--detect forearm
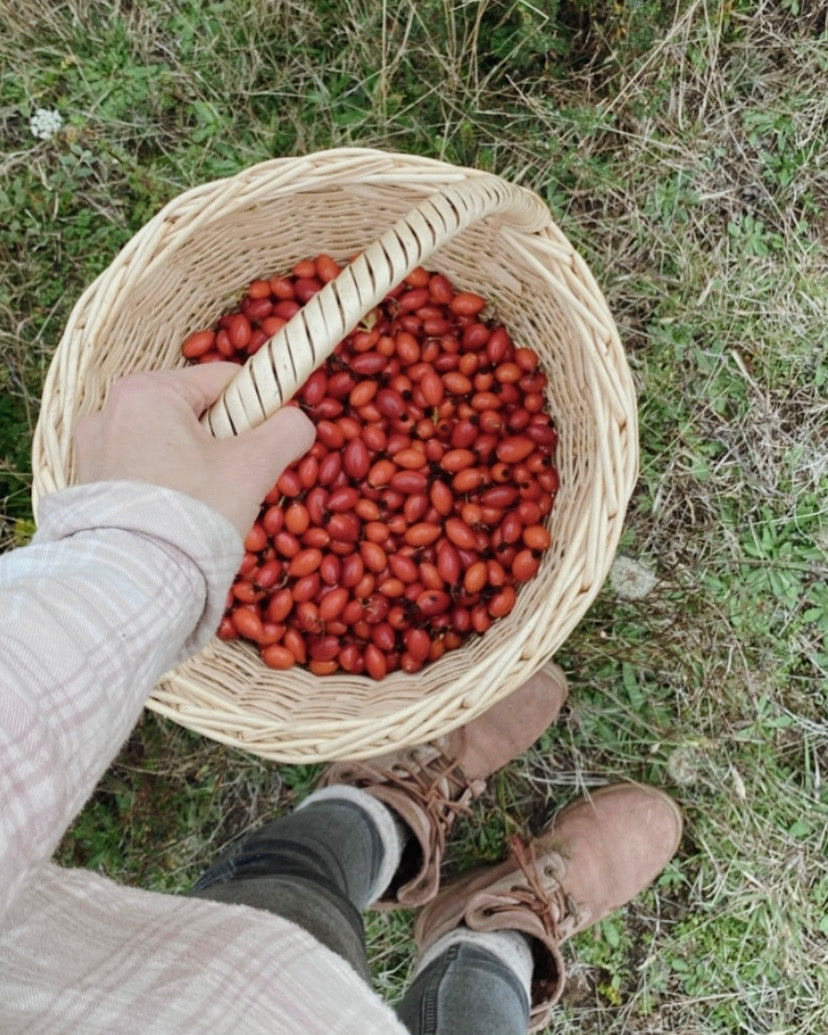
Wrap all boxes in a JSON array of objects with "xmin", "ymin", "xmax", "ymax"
[{"xmin": 0, "ymin": 481, "xmax": 242, "ymax": 921}]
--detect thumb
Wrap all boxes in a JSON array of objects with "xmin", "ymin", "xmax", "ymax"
[{"xmin": 234, "ymin": 404, "xmax": 317, "ymax": 497}]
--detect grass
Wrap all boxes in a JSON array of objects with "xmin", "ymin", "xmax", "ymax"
[{"xmin": 2, "ymin": 0, "xmax": 828, "ymax": 1030}]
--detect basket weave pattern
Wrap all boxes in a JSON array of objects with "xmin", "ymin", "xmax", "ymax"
[{"xmin": 33, "ymin": 148, "xmax": 637, "ymax": 762}]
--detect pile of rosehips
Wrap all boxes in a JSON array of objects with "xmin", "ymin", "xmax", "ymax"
[{"xmin": 181, "ymin": 255, "xmax": 559, "ymax": 679}]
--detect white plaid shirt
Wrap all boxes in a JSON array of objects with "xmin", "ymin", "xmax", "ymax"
[{"xmin": 0, "ymin": 482, "xmax": 405, "ymax": 1033}]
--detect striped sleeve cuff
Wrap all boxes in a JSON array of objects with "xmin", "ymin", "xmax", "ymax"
[{"xmin": 33, "ymin": 480, "xmax": 244, "ymax": 654}]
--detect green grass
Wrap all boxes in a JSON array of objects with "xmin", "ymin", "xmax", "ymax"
[{"xmin": 3, "ymin": 0, "xmax": 828, "ymax": 1030}]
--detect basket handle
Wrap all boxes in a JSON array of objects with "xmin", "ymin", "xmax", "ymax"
[{"xmin": 201, "ymin": 173, "xmax": 549, "ymax": 438}]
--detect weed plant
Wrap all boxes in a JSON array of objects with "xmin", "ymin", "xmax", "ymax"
[{"xmin": 2, "ymin": 1, "xmax": 827, "ymax": 1031}]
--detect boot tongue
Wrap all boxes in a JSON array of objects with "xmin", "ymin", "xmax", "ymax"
[
  {"xmin": 461, "ymin": 875, "xmax": 568, "ymax": 1028},
  {"xmin": 443, "ymin": 713, "xmax": 533, "ymax": 782},
  {"xmin": 461, "ymin": 840, "xmax": 571, "ymax": 1028},
  {"xmin": 442, "ymin": 667, "xmax": 568, "ymax": 782}
]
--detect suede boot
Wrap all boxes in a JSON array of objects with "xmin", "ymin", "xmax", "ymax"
[
  {"xmin": 414, "ymin": 782, "xmax": 683, "ymax": 1031},
  {"xmin": 320, "ymin": 664, "xmax": 569, "ymax": 909}
]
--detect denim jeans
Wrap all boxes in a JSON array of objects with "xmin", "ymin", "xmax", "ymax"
[{"xmin": 192, "ymin": 798, "xmax": 529, "ymax": 1034}]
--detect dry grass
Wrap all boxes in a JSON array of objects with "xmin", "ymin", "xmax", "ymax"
[{"xmin": 2, "ymin": 0, "xmax": 827, "ymax": 1031}]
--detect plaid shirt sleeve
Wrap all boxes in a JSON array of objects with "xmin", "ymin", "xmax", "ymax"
[{"xmin": 0, "ymin": 480, "xmax": 243, "ymax": 923}]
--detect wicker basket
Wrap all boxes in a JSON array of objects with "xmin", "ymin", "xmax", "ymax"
[{"xmin": 32, "ymin": 147, "xmax": 637, "ymax": 763}]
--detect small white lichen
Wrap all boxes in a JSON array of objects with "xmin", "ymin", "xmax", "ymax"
[
  {"xmin": 30, "ymin": 107, "xmax": 64, "ymax": 140},
  {"xmin": 608, "ymin": 555, "xmax": 657, "ymax": 601},
  {"xmin": 666, "ymin": 744, "xmax": 706, "ymax": 787}
]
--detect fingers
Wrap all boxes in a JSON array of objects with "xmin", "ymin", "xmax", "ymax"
[
  {"xmin": 238, "ymin": 406, "xmax": 317, "ymax": 481},
  {"xmin": 206, "ymin": 406, "xmax": 316, "ymax": 537},
  {"xmin": 69, "ymin": 365, "xmax": 318, "ymax": 536},
  {"xmin": 152, "ymin": 363, "xmax": 243, "ymax": 417},
  {"xmin": 102, "ymin": 364, "xmax": 242, "ymax": 419}
]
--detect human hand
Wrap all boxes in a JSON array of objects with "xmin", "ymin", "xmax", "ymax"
[{"xmin": 74, "ymin": 364, "xmax": 316, "ymax": 539}]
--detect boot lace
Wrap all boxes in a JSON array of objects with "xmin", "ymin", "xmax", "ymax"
[
  {"xmin": 388, "ymin": 756, "xmax": 483, "ymax": 847},
  {"xmin": 503, "ymin": 834, "xmax": 580, "ymax": 943}
]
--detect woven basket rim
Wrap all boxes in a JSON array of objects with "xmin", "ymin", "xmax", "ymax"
[{"xmin": 32, "ymin": 147, "xmax": 638, "ymax": 761}]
